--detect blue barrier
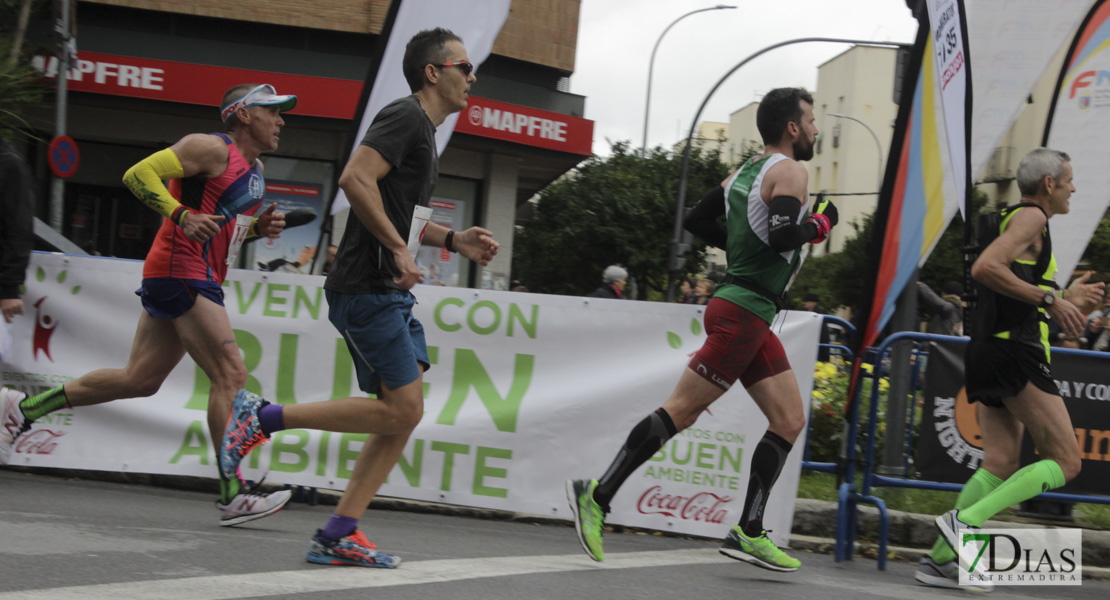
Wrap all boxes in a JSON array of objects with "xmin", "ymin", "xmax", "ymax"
[{"xmin": 836, "ymin": 331, "xmax": 1110, "ymax": 569}]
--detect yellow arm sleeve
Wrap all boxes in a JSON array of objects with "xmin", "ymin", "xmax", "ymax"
[{"xmin": 121, "ymin": 148, "xmax": 186, "ymax": 219}]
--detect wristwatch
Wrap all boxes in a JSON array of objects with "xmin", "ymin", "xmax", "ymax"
[{"xmin": 1038, "ymin": 291, "xmax": 1055, "ymax": 309}]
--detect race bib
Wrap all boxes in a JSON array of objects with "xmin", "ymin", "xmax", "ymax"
[
  {"xmin": 407, "ymin": 205, "xmax": 433, "ymax": 260},
  {"xmin": 226, "ymin": 214, "xmax": 254, "ymax": 266}
]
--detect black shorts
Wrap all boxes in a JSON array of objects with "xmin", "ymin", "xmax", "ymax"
[{"xmin": 965, "ymin": 337, "xmax": 1058, "ymax": 407}]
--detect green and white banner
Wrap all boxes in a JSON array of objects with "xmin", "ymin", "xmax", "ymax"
[{"xmin": 1, "ymin": 253, "xmax": 820, "ymax": 543}]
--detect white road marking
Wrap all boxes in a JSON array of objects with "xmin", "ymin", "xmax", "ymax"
[{"xmin": 0, "ymin": 548, "xmax": 727, "ymax": 600}]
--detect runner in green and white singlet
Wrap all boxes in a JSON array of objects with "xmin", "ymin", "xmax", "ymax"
[
  {"xmin": 567, "ymin": 88, "xmax": 840, "ymax": 573},
  {"xmin": 716, "ymin": 153, "xmax": 809, "ymax": 324}
]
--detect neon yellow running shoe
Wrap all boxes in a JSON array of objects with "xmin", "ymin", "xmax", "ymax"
[
  {"xmin": 719, "ymin": 526, "xmax": 800, "ymax": 572},
  {"xmin": 566, "ymin": 479, "xmax": 605, "ymax": 561}
]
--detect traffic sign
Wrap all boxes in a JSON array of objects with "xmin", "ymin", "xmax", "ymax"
[{"xmin": 48, "ymin": 135, "xmax": 80, "ymax": 178}]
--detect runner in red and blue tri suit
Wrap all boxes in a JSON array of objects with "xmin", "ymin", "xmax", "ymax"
[
  {"xmin": 0, "ymin": 83, "xmax": 298, "ymax": 527},
  {"xmin": 144, "ymin": 132, "xmax": 266, "ymax": 284}
]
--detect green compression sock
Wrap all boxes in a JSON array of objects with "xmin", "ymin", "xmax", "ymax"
[
  {"xmin": 19, "ymin": 386, "xmax": 70, "ymax": 421},
  {"xmin": 959, "ymin": 460, "xmax": 1066, "ymax": 527},
  {"xmin": 929, "ymin": 468, "xmax": 1003, "ymax": 564},
  {"xmin": 218, "ymin": 470, "xmax": 242, "ymax": 505}
]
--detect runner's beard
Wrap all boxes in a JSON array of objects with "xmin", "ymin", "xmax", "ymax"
[{"xmin": 793, "ymin": 134, "xmax": 814, "ymax": 162}]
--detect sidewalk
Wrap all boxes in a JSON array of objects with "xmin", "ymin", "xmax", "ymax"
[{"xmin": 789, "ymin": 498, "xmax": 1110, "ymax": 576}]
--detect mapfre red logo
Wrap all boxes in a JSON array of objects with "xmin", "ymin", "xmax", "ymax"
[{"xmin": 636, "ymin": 486, "xmax": 734, "ymax": 523}]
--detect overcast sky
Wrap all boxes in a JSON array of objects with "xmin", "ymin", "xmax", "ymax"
[{"xmin": 569, "ymin": 0, "xmax": 921, "ymax": 155}]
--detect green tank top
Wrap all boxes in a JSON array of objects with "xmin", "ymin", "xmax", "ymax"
[
  {"xmin": 713, "ymin": 153, "xmax": 808, "ymax": 324},
  {"xmin": 992, "ymin": 206, "xmax": 1056, "ymax": 361}
]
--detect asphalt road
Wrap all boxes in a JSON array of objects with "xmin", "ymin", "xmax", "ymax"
[{"xmin": 1, "ymin": 469, "xmax": 1107, "ymax": 600}]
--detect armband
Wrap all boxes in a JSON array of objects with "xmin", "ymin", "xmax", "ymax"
[
  {"xmin": 805, "ymin": 213, "xmax": 831, "ymax": 244},
  {"xmin": 171, "ymin": 206, "xmax": 190, "ymax": 227},
  {"xmin": 445, "ymin": 230, "xmax": 457, "ymax": 253},
  {"xmin": 247, "ymin": 217, "xmax": 260, "ymax": 239},
  {"xmin": 122, "ymin": 148, "xmax": 186, "ymax": 219}
]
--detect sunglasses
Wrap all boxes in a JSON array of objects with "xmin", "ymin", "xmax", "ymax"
[{"xmin": 438, "ymin": 60, "xmax": 474, "ymax": 77}]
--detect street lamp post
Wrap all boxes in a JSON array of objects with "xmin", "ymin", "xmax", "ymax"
[
  {"xmin": 828, "ymin": 113, "xmax": 883, "ymax": 191},
  {"xmin": 642, "ymin": 5, "xmax": 736, "ymax": 153}
]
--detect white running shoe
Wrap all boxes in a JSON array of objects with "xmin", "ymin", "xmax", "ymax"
[
  {"xmin": 216, "ymin": 488, "xmax": 292, "ymax": 527},
  {"xmin": 0, "ymin": 387, "xmax": 31, "ymax": 466},
  {"xmin": 915, "ymin": 555, "xmax": 994, "ymax": 592},
  {"xmin": 935, "ymin": 509, "xmax": 992, "ymax": 587}
]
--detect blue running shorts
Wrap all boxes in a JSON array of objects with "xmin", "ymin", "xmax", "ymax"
[
  {"xmin": 326, "ymin": 290, "xmax": 429, "ymax": 396},
  {"xmin": 136, "ymin": 278, "xmax": 226, "ymax": 319}
]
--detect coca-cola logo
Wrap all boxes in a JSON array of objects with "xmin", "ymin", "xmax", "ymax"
[
  {"xmin": 636, "ymin": 485, "xmax": 734, "ymax": 524},
  {"xmin": 14, "ymin": 429, "xmax": 66, "ymax": 455}
]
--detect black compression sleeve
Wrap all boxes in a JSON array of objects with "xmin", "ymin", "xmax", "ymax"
[
  {"xmin": 683, "ymin": 186, "xmax": 728, "ymax": 249},
  {"xmin": 767, "ymin": 195, "xmax": 819, "ymax": 252}
]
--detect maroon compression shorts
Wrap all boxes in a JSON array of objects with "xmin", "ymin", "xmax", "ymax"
[{"xmin": 689, "ymin": 297, "xmax": 791, "ymax": 390}]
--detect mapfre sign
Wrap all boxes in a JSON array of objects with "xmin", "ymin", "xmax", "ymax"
[
  {"xmin": 33, "ymin": 52, "xmax": 594, "ymax": 155},
  {"xmin": 33, "ymin": 52, "xmax": 361, "ymax": 120},
  {"xmin": 456, "ymin": 96, "xmax": 592, "ymax": 156}
]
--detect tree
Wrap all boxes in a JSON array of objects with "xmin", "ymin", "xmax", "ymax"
[
  {"xmin": 512, "ymin": 140, "xmax": 733, "ymax": 298},
  {"xmin": 788, "ymin": 189, "xmax": 989, "ymax": 313},
  {"xmin": 0, "ymin": 0, "xmax": 50, "ymax": 141},
  {"xmin": 1080, "ymin": 211, "xmax": 1110, "ymax": 277}
]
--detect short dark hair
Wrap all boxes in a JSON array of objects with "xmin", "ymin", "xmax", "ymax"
[
  {"xmin": 402, "ymin": 28, "xmax": 462, "ymax": 93},
  {"xmin": 222, "ymin": 83, "xmax": 260, "ymax": 127},
  {"xmin": 803, "ymin": 292, "xmax": 820, "ymax": 303},
  {"xmin": 756, "ymin": 87, "xmax": 814, "ymax": 146}
]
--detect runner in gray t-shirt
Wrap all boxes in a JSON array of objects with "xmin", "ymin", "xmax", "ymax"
[{"xmin": 218, "ymin": 27, "xmax": 499, "ymax": 568}]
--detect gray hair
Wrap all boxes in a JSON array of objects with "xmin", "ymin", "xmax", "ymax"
[
  {"xmin": 602, "ymin": 265, "xmax": 628, "ymax": 284},
  {"xmin": 1016, "ymin": 148, "xmax": 1071, "ymax": 196}
]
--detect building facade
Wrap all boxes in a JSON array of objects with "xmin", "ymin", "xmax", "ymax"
[
  {"xmin": 24, "ymin": 0, "xmax": 591, "ymax": 290},
  {"xmin": 806, "ymin": 46, "xmax": 899, "ymax": 256}
]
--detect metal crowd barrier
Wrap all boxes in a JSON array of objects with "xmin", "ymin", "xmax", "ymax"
[{"xmin": 835, "ymin": 331, "xmax": 1110, "ymax": 570}]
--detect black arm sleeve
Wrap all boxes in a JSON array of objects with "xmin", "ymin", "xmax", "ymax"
[
  {"xmin": 683, "ymin": 186, "xmax": 727, "ymax": 249},
  {"xmin": 767, "ymin": 195, "xmax": 819, "ymax": 253}
]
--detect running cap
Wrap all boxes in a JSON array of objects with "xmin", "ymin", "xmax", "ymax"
[{"xmin": 220, "ymin": 84, "xmax": 297, "ymax": 123}]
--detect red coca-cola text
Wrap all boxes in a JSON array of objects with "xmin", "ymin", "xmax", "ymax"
[
  {"xmin": 636, "ymin": 485, "xmax": 734, "ymax": 524},
  {"xmin": 14, "ymin": 429, "xmax": 65, "ymax": 455}
]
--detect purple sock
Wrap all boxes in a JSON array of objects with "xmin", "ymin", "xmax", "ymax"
[
  {"xmin": 258, "ymin": 404, "xmax": 284, "ymax": 437},
  {"xmin": 320, "ymin": 514, "xmax": 358, "ymax": 541}
]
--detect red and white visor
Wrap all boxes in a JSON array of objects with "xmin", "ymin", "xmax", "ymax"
[{"xmin": 220, "ymin": 84, "xmax": 297, "ymax": 123}]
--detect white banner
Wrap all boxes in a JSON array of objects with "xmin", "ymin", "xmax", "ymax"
[
  {"xmin": 1046, "ymin": 0, "xmax": 1110, "ymax": 283},
  {"xmin": 965, "ymin": 0, "xmax": 1091, "ymax": 183},
  {"xmin": 330, "ymin": 0, "xmax": 512, "ymax": 215},
  {"xmin": 1, "ymin": 254, "xmax": 820, "ymax": 544},
  {"xmin": 927, "ymin": 0, "xmax": 970, "ymax": 217}
]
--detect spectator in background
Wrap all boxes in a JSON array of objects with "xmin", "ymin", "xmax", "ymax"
[
  {"xmin": 918, "ymin": 280, "xmax": 964, "ymax": 336},
  {"xmin": 322, "ymin": 244, "xmax": 338, "ymax": 275},
  {"xmin": 589, "ymin": 265, "xmax": 628, "ymax": 299},
  {"xmin": 677, "ymin": 276, "xmax": 697, "ymax": 304},
  {"xmin": 1083, "ymin": 287, "xmax": 1110, "ymax": 351},
  {"xmin": 693, "ymin": 278, "xmax": 715, "ymax": 305},
  {"xmin": 801, "ymin": 292, "xmax": 823, "ymax": 314},
  {"xmin": 0, "ymin": 136, "xmax": 34, "ymax": 324}
]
